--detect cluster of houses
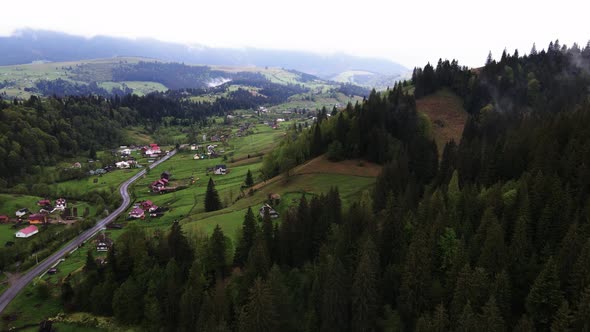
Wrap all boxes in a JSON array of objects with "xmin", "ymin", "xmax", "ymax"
[
  {"xmin": 0, "ymin": 198, "xmax": 69, "ymax": 239},
  {"xmin": 129, "ymin": 199, "xmax": 164, "ymax": 219},
  {"xmin": 150, "ymin": 171, "xmax": 175, "ymax": 193}
]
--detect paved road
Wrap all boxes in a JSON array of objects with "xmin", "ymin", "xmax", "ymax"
[{"xmin": 0, "ymin": 150, "xmax": 176, "ymax": 313}]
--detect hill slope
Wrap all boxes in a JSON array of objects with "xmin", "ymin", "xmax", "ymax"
[{"xmin": 416, "ymin": 88, "xmax": 467, "ymax": 153}]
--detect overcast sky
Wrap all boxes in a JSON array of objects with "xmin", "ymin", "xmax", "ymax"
[{"xmin": 1, "ymin": 0, "xmax": 588, "ymax": 68}]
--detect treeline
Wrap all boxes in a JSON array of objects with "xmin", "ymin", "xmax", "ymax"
[
  {"xmin": 261, "ymin": 85, "xmax": 438, "ymax": 188},
  {"xmin": 111, "ymin": 61, "xmax": 226, "ymax": 90},
  {"xmin": 412, "ymin": 40, "xmax": 590, "ymax": 114},
  {"xmin": 27, "ymin": 79, "xmax": 133, "ymax": 97},
  {"xmin": 337, "ymin": 83, "xmax": 371, "ymax": 97}
]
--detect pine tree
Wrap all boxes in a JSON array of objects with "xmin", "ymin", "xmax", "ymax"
[
  {"xmin": 267, "ymin": 265, "xmax": 295, "ymax": 331},
  {"xmin": 112, "ymin": 277, "xmax": 143, "ymax": 324},
  {"xmin": 143, "ymin": 280, "xmax": 162, "ymax": 330},
  {"xmin": 514, "ymin": 315, "xmax": 535, "ymax": 332},
  {"xmin": 321, "ymin": 256, "xmax": 350, "ymax": 332},
  {"xmin": 550, "ymin": 301, "xmax": 572, "ymax": 332},
  {"xmin": 205, "ymin": 177, "xmax": 222, "ymax": 212},
  {"xmin": 179, "ymin": 261, "xmax": 206, "ymax": 331},
  {"xmin": 526, "ymin": 257, "xmax": 564, "ymax": 328},
  {"xmin": 480, "ymin": 296, "xmax": 505, "ymax": 332},
  {"xmin": 208, "ymin": 225, "xmax": 227, "ymax": 281},
  {"xmin": 234, "ymin": 207, "xmax": 257, "ymax": 267},
  {"xmin": 168, "ymin": 221, "xmax": 194, "ymax": 273},
  {"xmin": 431, "ymin": 303, "xmax": 449, "ymax": 332},
  {"xmin": 238, "ymin": 277, "xmax": 277, "ymax": 332},
  {"xmin": 245, "ymin": 169, "xmax": 254, "ymax": 187},
  {"xmin": 246, "ymin": 233, "xmax": 270, "ymax": 279},
  {"xmin": 457, "ymin": 302, "xmax": 478, "ymax": 332},
  {"xmin": 164, "ymin": 259, "xmax": 182, "ymax": 329},
  {"xmin": 569, "ymin": 239, "xmax": 590, "ymax": 301},
  {"xmin": 352, "ymin": 237, "xmax": 379, "ymax": 332},
  {"xmin": 573, "ymin": 285, "xmax": 590, "ymax": 331},
  {"xmin": 493, "ymin": 270, "xmax": 512, "ymax": 323}
]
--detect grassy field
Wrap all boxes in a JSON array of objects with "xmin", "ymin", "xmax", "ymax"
[
  {"xmin": 416, "ymin": 88, "xmax": 467, "ymax": 154},
  {"xmin": 269, "ymin": 92, "xmax": 363, "ymax": 112}
]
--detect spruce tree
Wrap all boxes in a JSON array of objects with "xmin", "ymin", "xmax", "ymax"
[
  {"xmin": 526, "ymin": 257, "xmax": 564, "ymax": 328},
  {"xmin": 205, "ymin": 177, "xmax": 221, "ymax": 212},
  {"xmin": 245, "ymin": 169, "xmax": 254, "ymax": 187},
  {"xmin": 238, "ymin": 277, "xmax": 277, "ymax": 332},
  {"xmin": 550, "ymin": 301, "xmax": 572, "ymax": 332},
  {"xmin": 352, "ymin": 237, "xmax": 379, "ymax": 332},
  {"xmin": 480, "ymin": 296, "xmax": 505, "ymax": 332},
  {"xmin": 457, "ymin": 302, "xmax": 478, "ymax": 332},
  {"xmin": 208, "ymin": 225, "xmax": 227, "ymax": 280},
  {"xmin": 234, "ymin": 207, "xmax": 257, "ymax": 267},
  {"xmin": 573, "ymin": 285, "xmax": 590, "ymax": 331}
]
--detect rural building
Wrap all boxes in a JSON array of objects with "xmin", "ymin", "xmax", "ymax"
[
  {"xmin": 95, "ymin": 233, "xmax": 113, "ymax": 252},
  {"xmin": 72, "ymin": 162, "xmax": 82, "ymax": 168},
  {"xmin": 116, "ymin": 161, "xmax": 130, "ymax": 169},
  {"xmin": 259, "ymin": 204, "xmax": 280, "ymax": 219},
  {"xmin": 120, "ymin": 148, "xmax": 132, "ymax": 156},
  {"xmin": 28, "ymin": 213, "xmax": 48, "ymax": 224},
  {"xmin": 15, "ymin": 208, "xmax": 29, "ymax": 218},
  {"xmin": 37, "ymin": 199, "xmax": 51, "ymax": 206},
  {"xmin": 129, "ymin": 208, "xmax": 145, "ymax": 219},
  {"xmin": 55, "ymin": 198, "xmax": 67, "ymax": 211},
  {"xmin": 0, "ymin": 215, "xmax": 9, "ymax": 223},
  {"xmin": 16, "ymin": 225, "xmax": 39, "ymax": 238},
  {"xmin": 214, "ymin": 165, "xmax": 228, "ymax": 175},
  {"xmin": 161, "ymin": 171, "xmax": 171, "ymax": 180}
]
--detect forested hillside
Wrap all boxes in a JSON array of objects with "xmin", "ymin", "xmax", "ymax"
[{"xmin": 12, "ymin": 40, "xmax": 590, "ymax": 331}]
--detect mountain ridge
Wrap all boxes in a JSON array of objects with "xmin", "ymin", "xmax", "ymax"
[{"xmin": 0, "ymin": 29, "xmax": 408, "ymax": 80}]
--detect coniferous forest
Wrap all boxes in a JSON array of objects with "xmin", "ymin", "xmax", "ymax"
[{"xmin": 44, "ymin": 41, "xmax": 590, "ymax": 331}]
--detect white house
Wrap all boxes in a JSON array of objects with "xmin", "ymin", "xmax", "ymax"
[
  {"xmin": 16, "ymin": 225, "xmax": 39, "ymax": 238},
  {"xmin": 214, "ymin": 165, "xmax": 227, "ymax": 175},
  {"xmin": 120, "ymin": 148, "xmax": 132, "ymax": 156},
  {"xmin": 116, "ymin": 161, "xmax": 130, "ymax": 169}
]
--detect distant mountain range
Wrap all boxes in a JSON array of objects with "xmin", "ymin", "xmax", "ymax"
[{"xmin": 0, "ymin": 29, "xmax": 408, "ymax": 83}]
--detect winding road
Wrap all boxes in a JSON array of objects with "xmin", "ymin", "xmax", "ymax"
[{"xmin": 0, "ymin": 149, "xmax": 176, "ymax": 313}]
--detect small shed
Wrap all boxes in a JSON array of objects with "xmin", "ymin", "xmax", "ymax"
[{"xmin": 214, "ymin": 165, "xmax": 227, "ymax": 175}]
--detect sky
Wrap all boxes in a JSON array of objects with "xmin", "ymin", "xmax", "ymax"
[{"xmin": 1, "ymin": 0, "xmax": 588, "ymax": 68}]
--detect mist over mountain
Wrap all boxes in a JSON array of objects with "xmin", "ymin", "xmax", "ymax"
[{"xmin": 0, "ymin": 29, "xmax": 407, "ymax": 79}]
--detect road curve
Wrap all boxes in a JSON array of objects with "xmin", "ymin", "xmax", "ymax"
[{"xmin": 0, "ymin": 150, "xmax": 177, "ymax": 313}]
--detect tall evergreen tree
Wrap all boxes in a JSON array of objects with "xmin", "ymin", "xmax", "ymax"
[
  {"xmin": 234, "ymin": 207, "xmax": 257, "ymax": 267},
  {"xmin": 238, "ymin": 277, "xmax": 278, "ymax": 332},
  {"xmin": 526, "ymin": 257, "xmax": 564, "ymax": 328},
  {"xmin": 205, "ymin": 177, "xmax": 222, "ymax": 212},
  {"xmin": 208, "ymin": 225, "xmax": 228, "ymax": 280},
  {"xmin": 352, "ymin": 237, "xmax": 379, "ymax": 332},
  {"xmin": 550, "ymin": 301, "xmax": 572, "ymax": 332},
  {"xmin": 480, "ymin": 296, "xmax": 505, "ymax": 332},
  {"xmin": 245, "ymin": 169, "xmax": 254, "ymax": 187}
]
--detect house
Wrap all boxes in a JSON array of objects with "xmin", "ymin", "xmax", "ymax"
[
  {"xmin": 16, "ymin": 225, "xmax": 39, "ymax": 238},
  {"xmin": 72, "ymin": 162, "xmax": 82, "ymax": 168},
  {"xmin": 28, "ymin": 213, "xmax": 48, "ymax": 224},
  {"xmin": 120, "ymin": 148, "xmax": 132, "ymax": 156},
  {"xmin": 140, "ymin": 200, "xmax": 155, "ymax": 211},
  {"xmin": 193, "ymin": 154, "xmax": 201, "ymax": 160},
  {"xmin": 54, "ymin": 198, "xmax": 67, "ymax": 211},
  {"xmin": 161, "ymin": 171, "xmax": 171, "ymax": 180},
  {"xmin": 214, "ymin": 165, "xmax": 227, "ymax": 175},
  {"xmin": 15, "ymin": 208, "xmax": 29, "ymax": 218},
  {"xmin": 95, "ymin": 233, "xmax": 113, "ymax": 252},
  {"xmin": 259, "ymin": 204, "xmax": 280, "ymax": 219},
  {"xmin": 37, "ymin": 199, "xmax": 51, "ymax": 206},
  {"xmin": 116, "ymin": 161, "xmax": 130, "ymax": 169},
  {"xmin": 39, "ymin": 205, "xmax": 53, "ymax": 214},
  {"xmin": 0, "ymin": 215, "xmax": 9, "ymax": 223},
  {"xmin": 129, "ymin": 208, "xmax": 145, "ymax": 219},
  {"xmin": 190, "ymin": 144, "xmax": 199, "ymax": 151}
]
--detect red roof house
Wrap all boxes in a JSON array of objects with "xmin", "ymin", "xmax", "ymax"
[
  {"xmin": 0, "ymin": 215, "xmax": 9, "ymax": 223},
  {"xmin": 129, "ymin": 208, "xmax": 145, "ymax": 219},
  {"xmin": 37, "ymin": 199, "xmax": 51, "ymax": 206},
  {"xmin": 28, "ymin": 214, "xmax": 47, "ymax": 224},
  {"xmin": 16, "ymin": 225, "xmax": 39, "ymax": 238}
]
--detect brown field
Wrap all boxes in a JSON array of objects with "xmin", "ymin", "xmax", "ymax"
[
  {"xmin": 416, "ymin": 88, "xmax": 467, "ymax": 154},
  {"xmin": 294, "ymin": 155, "xmax": 382, "ymax": 177}
]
